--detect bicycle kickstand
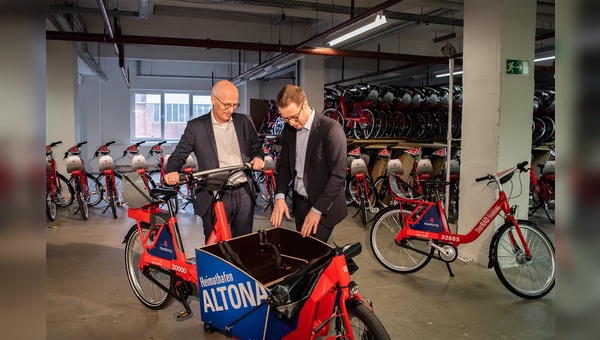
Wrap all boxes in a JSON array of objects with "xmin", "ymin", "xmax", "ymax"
[{"xmin": 445, "ymin": 262, "xmax": 455, "ymax": 277}]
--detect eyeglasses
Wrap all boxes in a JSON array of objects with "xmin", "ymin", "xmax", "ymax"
[
  {"xmin": 213, "ymin": 95, "xmax": 240, "ymax": 110},
  {"xmin": 283, "ymin": 102, "xmax": 305, "ymax": 123}
]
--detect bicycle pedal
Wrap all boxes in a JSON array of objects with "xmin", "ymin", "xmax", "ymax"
[
  {"xmin": 174, "ymin": 310, "xmax": 192, "ymax": 320},
  {"xmin": 457, "ymin": 256, "xmax": 472, "ymax": 264},
  {"xmin": 370, "ymin": 207, "xmax": 379, "ymax": 214}
]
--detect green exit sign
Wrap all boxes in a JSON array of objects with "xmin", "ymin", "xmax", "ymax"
[{"xmin": 506, "ymin": 59, "xmax": 529, "ymax": 75}]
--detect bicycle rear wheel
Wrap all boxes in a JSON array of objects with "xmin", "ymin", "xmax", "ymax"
[
  {"xmin": 492, "ymin": 220, "xmax": 555, "ymax": 299},
  {"xmin": 124, "ymin": 224, "xmax": 173, "ymax": 309},
  {"xmin": 542, "ymin": 180, "xmax": 555, "ymax": 224},
  {"xmin": 56, "ymin": 173, "xmax": 74, "ymax": 207},
  {"xmin": 370, "ymin": 206, "xmax": 433, "ymax": 273},
  {"xmin": 342, "ymin": 303, "xmax": 391, "ymax": 340},
  {"xmin": 97, "ymin": 172, "xmax": 123, "ymax": 206}
]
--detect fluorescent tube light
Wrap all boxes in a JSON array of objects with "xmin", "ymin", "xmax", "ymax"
[
  {"xmin": 534, "ymin": 56, "xmax": 555, "ymax": 62},
  {"xmin": 327, "ymin": 14, "xmax": 387, "ymax": 47},
  {"xmin": 436, "ymin": 71, "xmax": 463, "ymax": 78}
]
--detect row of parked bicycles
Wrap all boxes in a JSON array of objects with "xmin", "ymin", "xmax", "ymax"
[
  {"xmin": 45, "ymin": 140, "xmax": 198, "ymax": 221},
  {"xmin": 257, "ymin": 85, "xmax": 556, "ymax": 146}
]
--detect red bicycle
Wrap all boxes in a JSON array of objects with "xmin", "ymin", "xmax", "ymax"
[
  {"xmin": 528, "ymin": 160, "xmax": 555, "ymax": 224},
  {"xmin": 93, "ymin": 141, "xmax": 121, "ymax": 219},
  {"xmin": 64, "ymin": 141, "xmax": 103, "ymax": 220},
  {"xmin": 322, "ymin": 85, "xmax": 377, "ymax": 139},
  {"xmin": 123, "ymin": 164, "xmax": 390, "ymax": 339},
  {"xmin": 370, "ymin": 161, "xmax": 555, "ymax": 299},
  {"xmin": 46, "ymin": 141, "xmax": 74, "ymax": 221}
]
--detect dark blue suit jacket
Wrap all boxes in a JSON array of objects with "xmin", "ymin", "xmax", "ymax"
[
  {"xmin": 276, "ymin": 112, "xmax": 348, "ymax": 228},
  {"xmin": 166, "ymin": 112, "xmax": 264, "ymax": 217}
]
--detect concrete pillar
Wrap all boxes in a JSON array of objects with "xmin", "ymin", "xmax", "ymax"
[
  {"xmin": 299, "ymin": 55, "xmax": 325, "ymax": 114},
  {"xmin": 459, "ymin": 0, "xmax": 536, "ymax": 264}
]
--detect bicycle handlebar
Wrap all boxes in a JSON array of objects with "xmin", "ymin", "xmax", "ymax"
[
  {"xmin": 49, "ymin": 141, "xmax": 62, "ymax": 148},
  {"xmin": 175, "ymin": 163, "xmax": 252, "ymax": 185},
  {"xmin": 94, "ymin": 141, "xmax": 116, "ymax": 158},
  {"xmin": 64, "ymin": 141, "xmax": 87, "ymax": 159},
  {"xmin": 475, "ymin": 161, "xmax": 529, "ymax": 183},
  {"xmin": 123, "ymin": 141, "xmax": 146, "ymax": 157}
]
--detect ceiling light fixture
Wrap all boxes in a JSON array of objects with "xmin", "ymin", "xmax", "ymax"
[
  {"xmin": 534, "ymin": 56, "xmax": 555, "ymax": 62},
  {"xmin": 436, "ymin": 70, "xmax": 463, "ymax": 78},
  {"xmin": 327, "ymin": 13, "xmax": 387, "ymax": 47}
]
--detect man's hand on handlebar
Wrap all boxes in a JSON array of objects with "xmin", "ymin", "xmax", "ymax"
[
  {"xmin": 164, "ymin": 171, "xmax": 180, "ymax": 186},
  {"xmin": 250, "ymin": 157, "xmax": 265, "ymax": 170}
]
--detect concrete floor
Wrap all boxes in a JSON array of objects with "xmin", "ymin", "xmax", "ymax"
[{"xmin": 46, "ymin": 198, "xmax": 554, "ymax": 339}]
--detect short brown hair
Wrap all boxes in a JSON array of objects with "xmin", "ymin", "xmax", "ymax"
[{"xmin": 276, "ymin": 84, "xmax": 306, "ymax": 109}]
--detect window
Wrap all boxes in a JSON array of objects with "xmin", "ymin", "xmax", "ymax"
[{"xmin": 132, "ymin": 91, "xmax": 212, "ymax": 141}]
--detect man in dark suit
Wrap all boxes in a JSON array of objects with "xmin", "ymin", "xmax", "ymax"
[
  {"xmin": 164, "ymin": 80, "xmax": 264, "ymax": 242},
  {"xmin": 270, "ymin": 85, "xmax": 347, "ymax": 242}
]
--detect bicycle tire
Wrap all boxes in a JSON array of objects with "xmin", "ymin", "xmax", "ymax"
[
  {"xmin": 124, "ymin": 224, "xmax": 174, "ymax": 309},
  {"xmin": 360, "ymin": 187, "xmax": 368, "ymax": 226},
  {"xmin": 353, "ymin": 109, "xmax": 375, "ymax": 139},
  {"xmin": 344, "ymin": 302, "xmax": 391, "ymax": 340},
  {"xmin": 492, "ymin": 220, "xmax": 555, "ymax": 299},
  {"xmin": 108, "ymin": 182, "xmax": 117, "ymax": 219},
  {"xmin": 348, "ymin": 177, "xmax": 377, "ymax": 208},
  {"xmin": 46, "ymin": 190, "xmax": 57, "ymax": 221},
  {"xmin": 370, "ymin": 206, "xmax": 433, "ymax": 273},
  {"xmin": 527, "ymin": 183, "xmax": 541, "ymax": 216},
  {"xmin": 492, "ymin": 220, "xmax": 556, "ymax": 299},
  {"xmin": 97, "ymin": 172, "xmax": 124, "ymax": 205},
  {"xmin": 56, "ymin": 173, "xmax": 74, "ymax": 207},
  {"xmin": 76, "ymin": 177, "xmax": 89, "ymax": 220},
  {"xmin": 373, "ymin": 177, "xmax": 392, "ymax": 208},
  {"xmin": 71, "ymin": 173, "xmax": 103, "ymax": 207}
]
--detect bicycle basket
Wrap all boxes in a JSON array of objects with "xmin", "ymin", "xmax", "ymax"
[
  {"xmin": 98, "ymin": 155, "xmax": 116, "ymax": 172},
  {"xmin": 121, "ymin": 172, "xmax": 152, "ymax": 209},
  {"xmin": 386, "ymin": 159, "xmax": 404, "ymax": 176},
  {"xmin": 264, "ymin": 155, "xmax": 276, "ymax": 171},
  {"xmin": 66, "ymin": 155, "xmax": 85, "ymax": 173},
  {"xmin": 542, "ymin": 161, "xmax": 555, "ymax": 175},
  {"xmin": 350, "ymin": 158, "xmax": 368, "ymax": 176},
  {"xmin": 415, "ymin": 159, "xmax": 433, "ymax": 176}
]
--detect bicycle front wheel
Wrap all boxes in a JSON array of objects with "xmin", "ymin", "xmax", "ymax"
[
  {"xmin": 493, "ymin": 220, "xmax": 555, "ymax": 299},
  {"xmin": 46, "ymin": 190, "xmax": 57, "ymax": 221},
  {"xmin": 108, "ymin": 183, "xmax": 117, "ymax": 219},
  {"xmin": 345, "ymin": 303, "xmax": 391, "ymax": 340},
  {"xmin": 370, "ymin": 206, "xmax": 433, "ymax": 273},
  {"xmin": 124, "ymin": 224, "xmax": 173, "ymax": 309},
  {"xmin": 75, "ymin": 178, "xmax": 89, "ymax": 220}
]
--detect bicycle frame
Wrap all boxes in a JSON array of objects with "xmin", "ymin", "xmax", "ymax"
[
  {"xmin": 282, "ymin": 250, "xmax": 363, "ymax": 339},
  {"xmin": 394, "ymin": 168, "xmax": 532, "ymax": 260}
]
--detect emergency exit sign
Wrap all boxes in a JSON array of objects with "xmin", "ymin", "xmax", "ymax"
[{"xmin": 506, "ymin": 59, "xmax": 529, "ymax": 75}]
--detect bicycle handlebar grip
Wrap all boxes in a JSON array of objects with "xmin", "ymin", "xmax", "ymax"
[
  {"xmin": 475, "ymin": 175, "xmax": 490, "ymax": 182},
  {"xmin": 106, "ymin": 141, "xmax": 116, "ymax": 146},
  {"xmin": 136, "ymin": 141, "xmax": 146, "ymax": 146},
  {"xmin": 517, "ymin": 161, "xmax": 529, "ymax": 172},
  {"xmin": 50, "ymin": 141, "xmax": 62, "ymax": 147},
  {"xmin": 77, "ymin": 141, "xmax": 88, "ymax": 147}
]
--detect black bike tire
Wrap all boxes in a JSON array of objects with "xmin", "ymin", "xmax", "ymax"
[
  {"xmin": 345, "ymin": 303, "xmax": 391, "ymax": 340},
  {"xmin": 56, "ymin": 173, "xmax": 75, "ymax": 207},
  {"xmin": 492, "ymin": 220, "xmax": 555, "ymax": 299},
  {"xmin": 373, "ymin": 177, "xmax": 391, "ymax": 208},
  {"xmin": 360, "ymin": 186, "xmax": 368, "ymax": 226},
  {"xmin": 543, "ymin": 180, "xmax": 555, "ymax": 224},
  {"xmin": 46, "ymin": 191, "xmax": 57, "ymax": 221},
  {"xmin": 108, "ymin": 182, "xmax": 117, "ymax": 219},
  {"xmin": 74, "ymin": 173, "xmax": 103, "ymax": 207},
  {"xmin": 97, "ymin": 172, "xmax": 124, "ymax": 204},
  {"xmin": 76, "ymin": 177, "xmax": 88, "ymax": 220},
  {"xmin": 124, "ymin": 224, "xmax": 174, "ymax": 309},
  {"xmin": 370, "ymin": 206, "xmax": 433, "ymax": 273}
]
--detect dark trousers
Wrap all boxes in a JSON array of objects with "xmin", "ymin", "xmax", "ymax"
[
  {"xmin": 200, "ymin": 185, "xmax": 254, "ymax": 243},
  {"xmin": 294, "ymin": 195, "xmax": 333, "ymax": 243}
]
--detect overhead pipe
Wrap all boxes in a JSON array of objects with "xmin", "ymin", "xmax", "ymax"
[
  {"xmin": 46, "ymin": 31, "xmax": 451, "ymax": 65},
  {"xmin": 95, "ymin": 0, "xmax": 120, "ymax": 55}
]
